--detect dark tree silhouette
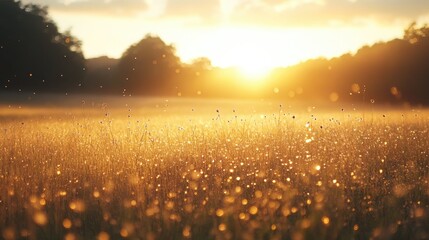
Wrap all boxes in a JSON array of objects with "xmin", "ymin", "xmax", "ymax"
[
  {"xmin": 83, "ymin": 56, "xmax": 120, "ymax": 94},
  {"xmin": 0, "ymin": 0, "xmax": 85, "ymax": 93},
  {"xmin": 404, "ymin": 22, "xmax": 429, "ymax": 44},
  {"xmin": 189, "ymin": 57, "xmax": 212, "ymax": 71},
  {"xmin": 266, "ymin": 22, "xmax": 429, "ymax": 105},
  {"xmin": 118, "ymin": 35, "xmax": 181, "ymax": 95}
]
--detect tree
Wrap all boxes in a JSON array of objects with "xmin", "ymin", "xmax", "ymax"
[
  {"xmin": 190, "ymin": 57, "xmax": 212, "ymax": 71},
  {"xmin": 118, "ymin": 35, "xmax": 181, "ymax": 95},
  {"xmin": 404, "ymin": 22, "xmax": 429, "ymax": 44},
  {"xmin": 0, "ymin": 0, "xmax": 85, "ymax": 93}
]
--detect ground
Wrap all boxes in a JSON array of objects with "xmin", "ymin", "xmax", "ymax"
[{"xmin": 1, "ymin": 96, "xmax": 428, "ymax": 240}]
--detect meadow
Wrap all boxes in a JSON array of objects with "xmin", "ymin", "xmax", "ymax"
[{"xmin": 0, "ymin": 97, "xmax": 428, "ymax": 240}]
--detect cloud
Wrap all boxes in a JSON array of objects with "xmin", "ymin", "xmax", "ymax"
[
  {"xmin": 24, "ymin": 0, "xmax": 148, "ymax": 16},
  {"xmin": 163, "ymin": 0, "xmax": 221, "ymax": 24},
  {"xmin": 227, "ymin": 0, "xmax": 429, "ymax": 26},
  {"xmin": 23, "ymin": 0, "xmax": 429, "ymax": 26}
]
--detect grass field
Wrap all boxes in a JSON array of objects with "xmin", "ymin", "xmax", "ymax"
[{"xmin": 1, "ymin": 97, "xmax": 429, "ymax": 240}]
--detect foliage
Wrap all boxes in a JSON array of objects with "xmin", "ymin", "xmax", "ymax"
[
  {"xmin": 92, "ymin": 22, "xmax": 429, "ymax": 104},
  {"xmin": 0, "ymin": 0, "xmax": 85, "ymax": 93},
  {"xmin": 118, "ymin": 35, "xmax": 181, "ymax": 95},
  {"xmin": 404, "ymin": 22, "xmax": 429, "ymax": 44},
  {"xmin": 82, "ymin": 56, "xmax": 120, "ymax": 94},
  {"xmin": 269, "ymin": 22, "xmax": 429, "ymax": 105},
  {"xmin": 2, "ymin": 7, "xmax": 429, "ymax": 105}
]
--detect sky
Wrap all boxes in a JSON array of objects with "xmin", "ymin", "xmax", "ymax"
[{"xmin": 23, "ymin": 0, "xmax": 429, "ymax": 70}]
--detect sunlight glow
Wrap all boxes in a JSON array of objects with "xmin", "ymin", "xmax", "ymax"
[
  {"xmin": 237, "ymin": 61, "xmax": 272, "ymax": 82},
  {"xmin": 46, "ymin": 11, "xmax": 404, "ymax": 69}
]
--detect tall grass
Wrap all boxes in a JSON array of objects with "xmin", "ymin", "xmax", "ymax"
[{"xmin": 1, "ymin": 101, "xmax": 428, "ymax": 240}]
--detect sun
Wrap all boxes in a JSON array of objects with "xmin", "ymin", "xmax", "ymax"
[{"xmin": 236, "ymin": 61, "xmax": 273, "ymax": 82}]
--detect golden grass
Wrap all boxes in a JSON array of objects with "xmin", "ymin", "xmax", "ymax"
[{"xmin": 1, "ymin": 100, "xmax": 429, "ymax": 240}]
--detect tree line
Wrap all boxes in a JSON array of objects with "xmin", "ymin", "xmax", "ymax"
[
  {"xmin": 0, "ymin": 0, "xmax": 85, "ymax": 93},
  {"xmin": 1, "ymin": 0, "xmax": 429, "ymax": 105},
  {"xmin": 268, "ymin": 22, "xmax": 429, "ymax": 105}
]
